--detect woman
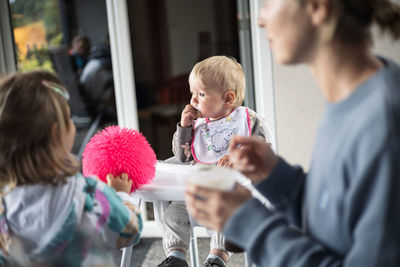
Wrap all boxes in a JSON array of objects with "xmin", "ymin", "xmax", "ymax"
[{"xmin": 185, "ymin": 0, "xmax": 400, "ymax": 266}]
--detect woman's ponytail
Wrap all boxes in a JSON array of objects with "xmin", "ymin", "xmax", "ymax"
[{"xmin": 373, "ymin": 0, "xmax": 400, "ymax": 39}]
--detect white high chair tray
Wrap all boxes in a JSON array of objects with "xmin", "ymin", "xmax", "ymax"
[{"xmin": 133, "ymin": 161, "xmax": 196, "ymax": 201}]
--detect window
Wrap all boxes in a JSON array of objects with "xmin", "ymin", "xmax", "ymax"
[
  {"xmin": 9, "ymin": 0, "xmax": 62, "ymax": 72},
  {"xmin": 8, "ymin": 0, "xmax": 117, "ymax": 158}
]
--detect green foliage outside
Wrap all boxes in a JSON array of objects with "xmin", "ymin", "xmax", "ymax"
[
  {"xmin": 49, "ymin": 33, "xmax": 63, "ymax": 47},
  {"xmin": 10, "ymin": 0, "xmax": 63, "ymax": 72},
  {"xmin": 18, "ymin": 58, "xmax": 54, "ymax": 73},
  {"xmin": 17, "ymin": 45, "xmax": 54, "ymax": 73}
]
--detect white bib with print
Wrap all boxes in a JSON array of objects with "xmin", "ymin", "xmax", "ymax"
[{"xmin": 191, "ymin": 106, "xmax": 251, "ymax": 164}]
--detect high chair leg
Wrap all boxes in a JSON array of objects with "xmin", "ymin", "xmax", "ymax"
[
  {"xmin": 244, "ymin": 252, "xmax": 255, "ymax": 267},
  {"xmin": 189, "ymin": 227, "xmax": 200, "ymax": 267},
  {"xmin": 120, "ymin": 245, "xmax": 133, "ymax": 267}
]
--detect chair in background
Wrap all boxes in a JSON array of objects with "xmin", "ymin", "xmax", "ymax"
[
  {"xmin": 48, "ymin": 46, "xmax": 110, "ymax": 159},
  {"xmin": 48, "ymin": 46, "xmax": 93, "ymax": 127},
  {"xmin": 79, "ymin": 43, "xmax": 115, "ymax": 110}
]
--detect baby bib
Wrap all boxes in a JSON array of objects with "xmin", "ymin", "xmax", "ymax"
[{"xmin": 192, "ymin": 106, "xmax": 251, "ymax": 164}]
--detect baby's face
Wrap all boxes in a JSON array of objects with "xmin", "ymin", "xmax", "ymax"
[{"xmin": 189, "ymin": 81, "xmax": 230, "ymax": 120}]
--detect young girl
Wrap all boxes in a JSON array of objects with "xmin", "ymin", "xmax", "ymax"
[
  {"xmin": 0, "ymin": 70, "xmax": 142, "ymax": 266},
  {"xmin": 186, "ymin": 0, "xmax": 400, "ymax": 266},
  {"xmin": 158, "ymin": 56, "xmax": 274, "ymax": 267}
]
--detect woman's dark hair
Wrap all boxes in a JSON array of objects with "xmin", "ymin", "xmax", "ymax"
[{"xmin": 333, "ymin": 0, "xmax": 400, "ymax": 44}]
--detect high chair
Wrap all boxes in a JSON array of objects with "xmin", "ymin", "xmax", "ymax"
[{"xmin": 120, "ymin": 160, "xmax": 254, "ymax": 267}]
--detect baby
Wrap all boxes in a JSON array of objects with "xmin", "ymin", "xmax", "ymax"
[{"xmin": 158, "ymin": 56, "xmax": 274, "ymax": 267}]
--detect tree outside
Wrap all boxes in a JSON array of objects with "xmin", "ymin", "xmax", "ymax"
[{"xmin": 9, "ymin": 0, "xmax": 63, "ymax": 72}]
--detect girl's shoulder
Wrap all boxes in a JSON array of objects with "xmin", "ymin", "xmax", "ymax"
[
  {"xmin": 73, "ymin": 174, "xmax": 126, "ymax": 213},
  {"xmin": 74, "ymin": 173, "xmax": 108, "ymax": 190},
  {"xmin": 73, "ymin": 174, "xmax": 110, "ymax": 203}
]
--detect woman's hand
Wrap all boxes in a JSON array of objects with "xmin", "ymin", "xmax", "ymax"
[
  {"xmin": 185, "ymin": 183, "xmax": 251, "ymax": 232},
  {"xmin": 181, "ymin": 104, "xmax": 200, "ymax": 127},
  {"xmin": 229, "ymin": 136, "xmax": 279, "ymax": 183},
  {"xmin": 217, "ymin": 155, "xmax": 233, "ymax": 168},
  {"xmin": 107, "ymin": 173, "xmax": 132, "ymax": 193}
]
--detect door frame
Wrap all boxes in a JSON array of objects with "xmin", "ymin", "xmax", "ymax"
[
  {"xmin": 0, "ymin": 0, "xmax": 17, "ymax": 74},
  {"xmin": 250, "ymin": 0, "xmax": 277, "ymax": 150},
  {"xmin": 105, "ymin": 0, "xmax": 139, "ymax": 130}
]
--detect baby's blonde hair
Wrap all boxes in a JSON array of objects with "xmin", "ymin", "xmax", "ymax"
[
  {"xmin": 189, "ymin": 56, "xmax": 245, "ymax": 108},
  {"xmin": 0, "ymin": 70, "xmax": 79, "ymax": 189}
]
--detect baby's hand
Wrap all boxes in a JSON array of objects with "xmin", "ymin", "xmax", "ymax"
[
  {"xmin": 217, "ymin": 155, "xmax": 233, "ymax": 168},
  {"xmin": 107, "ymin": 173, "xmax": 132, "ymax": 194},
  {"xmin": 181, "ymin": 104, "xmax": 200, "ymax": 127}
]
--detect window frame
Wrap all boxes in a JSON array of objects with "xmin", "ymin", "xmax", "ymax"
[{"xmin": 0, "ymin": 0, "xmax": 17, "ymax": 74}]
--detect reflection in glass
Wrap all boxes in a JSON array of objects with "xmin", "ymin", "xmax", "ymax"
[
  {"xmin": 9, "ymin": 0, "xmax": 62, "ymax": 72},
  {"xmin": 8, "ymin": 0, "xmax": 117, "ymax": 159}
]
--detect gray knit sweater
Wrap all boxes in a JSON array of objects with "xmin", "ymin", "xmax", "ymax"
[{"xmin": 223, "ymin": 57, "xmax": 400, "ymax": 266}]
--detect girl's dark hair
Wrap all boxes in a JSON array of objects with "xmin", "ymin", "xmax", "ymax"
[
  {"xmin": 0, "ymin": 70, "xmax": 80, "ymax": 189},
  {"xmin": 333, "ymin": 0, "xmax": 400, "ymax": 44}
]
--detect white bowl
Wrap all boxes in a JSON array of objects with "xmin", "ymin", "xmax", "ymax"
[{"xmin": 188, "ymin": 166, "xmax": 237, "ymax": 191}]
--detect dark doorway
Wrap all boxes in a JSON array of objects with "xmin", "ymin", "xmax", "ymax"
[{"xmin": 127, "ymin": 0, "xmax": 240, "ymax": 159}]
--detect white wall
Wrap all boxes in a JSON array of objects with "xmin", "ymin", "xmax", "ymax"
[
  {"xmin": 274, "ymin": 29, "xmax": 400, "ymax": 170},
  {"xmin": 274, "ymin": 64, "xmax": 323, "ymax": 169}
]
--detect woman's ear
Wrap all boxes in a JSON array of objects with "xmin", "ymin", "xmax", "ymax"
[
  {"xmin": 307, "ymin": 0, "xmax": 331, "ymax": 26},
  {"xmin": 224, "ymin": 91, "xmax": 236, "ymax": 107}
]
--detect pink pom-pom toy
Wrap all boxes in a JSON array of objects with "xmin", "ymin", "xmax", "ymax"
[{"xmin": 82, "ymin": 126, "xmax": 156, "ymax": 192}]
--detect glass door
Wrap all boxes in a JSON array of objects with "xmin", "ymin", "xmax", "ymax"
[
  {"xmin": 8, "ymin": 0, "xmax": 118, "ymax": 159},
  {"xmin": 127, "ymin": 0, "xmax": 243, "ymax": 160}
]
